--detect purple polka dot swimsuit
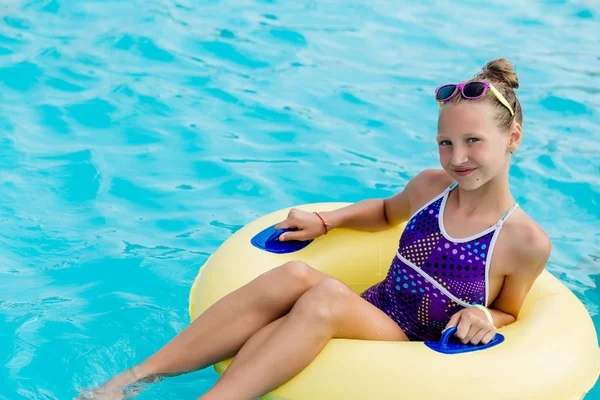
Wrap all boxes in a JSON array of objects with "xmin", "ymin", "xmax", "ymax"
[{"xmin": 360, "ymin": 182, "xmax": 519, "ymax": 341}]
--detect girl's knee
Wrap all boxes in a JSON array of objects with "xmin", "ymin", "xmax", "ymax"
[
  {"xmin": 274, "ymin": 260, "xmax": 321, "ymax": 289},
  {"xmin": 293, "ymin": 278, "xmax": 351, "ymax": 324},
  {"xmin": 314, "ymin": 278, "xmax": 350, "ymax": 299},
  {"xmin": 255, "ymin": 261, "xmax": 316, "ymax": 306},
  {"xmin": 279, "ymin": 260, "xmax": 311, "ymax": 280}
]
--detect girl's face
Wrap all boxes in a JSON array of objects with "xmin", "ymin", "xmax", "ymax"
[{"xmin": 437, "ymin": 102, "xmax": 519, "ymax": 190}]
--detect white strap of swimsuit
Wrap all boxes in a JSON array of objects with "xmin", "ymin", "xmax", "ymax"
[{"xmin": 497, "ymin": 203, "xmax": 519, "ymax": 228}]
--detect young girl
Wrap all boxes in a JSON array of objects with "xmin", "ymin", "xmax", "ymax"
[{"xmin": 83, "ymin": 58, "xmax": 552, "ymax": 400}]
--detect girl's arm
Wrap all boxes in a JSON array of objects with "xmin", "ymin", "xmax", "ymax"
[
  {"xmin": 276, "ymin": 169, "xmax": 444, "ymax": 242},
  {"xmin": 486, "ymin": 231, "xmax": 552, "ymax": 326},
  {"xmin": 444, "ymin": 226, "xmax": 552, "ymax": 345}
]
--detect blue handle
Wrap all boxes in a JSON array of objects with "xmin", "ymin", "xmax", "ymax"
[
  {"xmin": 251, "ymin": 224, "xmax": 313, "ymax": 254},
  {"xmin": 265, "ymin": 228, "xmax": 294, "ymax": 245},
  {"xmin": 439, "ymin": 326, "xmax": 458, "ymax": 345},
  {"xmin": 424, "ymin": 326, "xmax": 505, "ymax": 354}
]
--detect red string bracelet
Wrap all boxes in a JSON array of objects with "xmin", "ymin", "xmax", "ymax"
[{"xmin": 313, "ymin": 212, "xmax": 330, "ymax": 235}]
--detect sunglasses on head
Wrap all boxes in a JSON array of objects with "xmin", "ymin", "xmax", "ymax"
[{"xmin": 434, "ymin": 81, "xmax": 515, "ymax": 116}]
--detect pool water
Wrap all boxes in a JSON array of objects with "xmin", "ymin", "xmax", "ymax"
[{"xmin": 0, "ymin": 0, "xmax": 598, "ymax": 398}]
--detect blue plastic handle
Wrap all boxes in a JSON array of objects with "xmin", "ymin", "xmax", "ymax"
[
  {"xmin": 250, "ymin": 224, "xmax": 313, "ymax": 254},
  {"xmin": 424, "ymin": 326, "xmax": 505, "ymax": 354},
  {"xmin": 266, "ymin": 228, "xmax": 292, "ymax": 244},
  {"xmin": 439, "ymin": 326, "xmax": 458, "ymax": 345}
]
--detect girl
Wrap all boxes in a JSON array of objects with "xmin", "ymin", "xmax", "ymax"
[{"xmin": 83, "ymin": 58, "xmax": 551, "ymax": 400}]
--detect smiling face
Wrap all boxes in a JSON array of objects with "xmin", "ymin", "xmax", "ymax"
[{"xmin": 437, "ymin": 102, "xmax": 521, "ymax": 190}]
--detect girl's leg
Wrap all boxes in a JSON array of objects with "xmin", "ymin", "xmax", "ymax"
[
  {"xmin": 199, "ymin": 278, "xmax": 408, "ymax": 400},
  {"xmin": 86, "ymin": 261, "xmax": 328, "ymax": 395}
]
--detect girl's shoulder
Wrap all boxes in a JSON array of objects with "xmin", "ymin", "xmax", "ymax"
[
  {"xmin": 383, "ymin": 169, "xmax": 452, "ymax": 226},
  {"xmin": 406, "ymin": 169, "xmax": 454, "ymax": 211},
  {"xmin": 494, "ymin": 208, "xmax": 552, "ymax": 277}
]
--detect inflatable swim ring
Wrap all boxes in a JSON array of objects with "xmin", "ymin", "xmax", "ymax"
[{"xmin": 189, "ymin": 203, "xmax": 600, "ymax": 400}]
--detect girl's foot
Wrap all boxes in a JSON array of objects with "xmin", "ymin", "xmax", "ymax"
[{"xmin": 76, "ymin": 367, "xmax": 161, "ymax": 400}]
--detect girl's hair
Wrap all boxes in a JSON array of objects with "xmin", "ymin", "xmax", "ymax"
[{"xmin": 448, "ymin": 58, "xmax": 523, "ymax": 131}]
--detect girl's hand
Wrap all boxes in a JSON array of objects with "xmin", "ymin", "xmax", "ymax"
[
  {"xmin": 274, "ymin": 209, "xmax": 328, "ymax": 242},
  {"xmin": 443, "ymin": 306, "xmax": 497, "ymax": 345}
]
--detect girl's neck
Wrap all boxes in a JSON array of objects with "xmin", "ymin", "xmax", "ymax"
[{"xmin": 449, "ymin": 172, "xmax": 515, "ymax": 220}]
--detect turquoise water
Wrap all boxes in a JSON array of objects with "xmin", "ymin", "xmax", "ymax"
[{"xmin": 0, "ymin": 0, "xmax": 598, "ymax": 398}]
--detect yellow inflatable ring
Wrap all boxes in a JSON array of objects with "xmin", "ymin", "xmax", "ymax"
[{"xmin": 189, "ymin": 203, "xmax": 600, "ymax": 400}]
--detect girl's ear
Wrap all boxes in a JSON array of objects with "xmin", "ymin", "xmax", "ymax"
[{"xmin": 508, "ymin": 122, "xmax": 522, "ymax": 154}]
